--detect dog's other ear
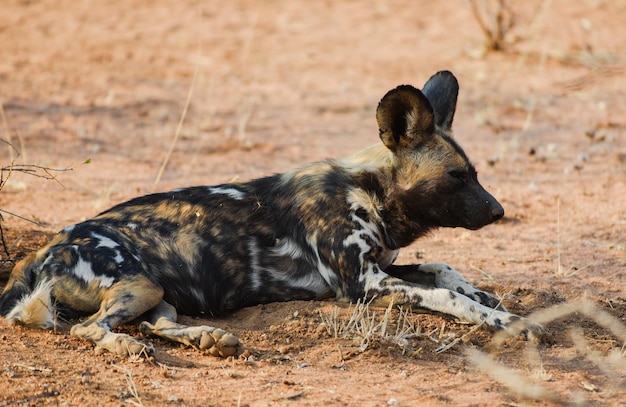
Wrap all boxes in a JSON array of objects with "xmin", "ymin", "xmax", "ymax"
[
  {"xmin": 376, "ymin": 85, "xmax": 435, "ymax": 152},
  {"xmin": 421, "ymin": 70, "xmax": 458, "ymax": 131}
]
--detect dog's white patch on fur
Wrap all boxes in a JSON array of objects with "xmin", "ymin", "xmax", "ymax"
[
  {"xmin": 342, "ymin": 206, "xmax": 385, "ymax": 275},
  {"xmin": 343, "ymin": 230, "xmax": 371, "ymax": 263},
  {"xmin": 92, "ymin": 233, "xmax": 118, "ymax": 249},
  {"xmin": 269, "ymin": 268, "xmax": 329, "ymax": 295},
  {"xmin": 306, "ymin": 233, "xmax": 339, "ymax": 290},
  {"xmin": 207, "ymin": 187, "xmax": 245, "ymax": 200},
  {"xmin": 247, "ymin": 237, "xmax": 263, "ymax": 291},
  {"xmin": 271, "ymin": 238, "xmax": 303, "ymax": 259},
  {"xmin": 61, "ymin": 224, "xmax": 75, "ymax": 234},
  {"xmin": 249, "ymin": 236, "xmax": 328, "ymax": 295},
  {"xmin": 345, "ymin": 189, "xmax": 398, "ymax": 268},
  {"xmin": 418, "ymin": 263, "xmax": 470, "ymax": 289},
  {"xmin": 72, "ymin": 256, "xmax": 115, "ymax": 288},
  {"xmin": 361, "ymin": 265, "xmax": 389, "ymax": 288},
  {"xmin": 92, "ymin": 233, "xmax": 124, "ymax": 263},
  {"xmin": 6, "ymin": 280, "xmax": 55, "ymax": 329}
]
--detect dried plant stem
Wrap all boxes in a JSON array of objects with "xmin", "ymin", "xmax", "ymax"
[
  {"xmin": 468, "ymin": 0, "xmax": 515, "ymax": 51},
  {"xmin": 466, "ymin": 348, "xmax": 559, "ymax": 402},
  {"xmin": 112, "ymin": 364, "xmax": 144, "ymax": 407},
  {"xmin": 153, "ymin": 64, "xmax": 199, "ymax": 188},
  {"xmin": 0, "ymin": 98, "xmax": 13, "ymax": 162}
]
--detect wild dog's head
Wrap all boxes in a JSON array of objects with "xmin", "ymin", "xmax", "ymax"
[{"xmin": 376, "ymin": 71, "xmax": 504, "ymax": 248}]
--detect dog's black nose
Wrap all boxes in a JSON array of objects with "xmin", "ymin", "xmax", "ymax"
[{"xmin": 491, "ymin": 203, "xmax": 504, "ymax": 221}]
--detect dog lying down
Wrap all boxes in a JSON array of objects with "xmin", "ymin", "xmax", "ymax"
[{"xmin": 0, "ymin": 71, "xmax": 541, "ymax": 357}]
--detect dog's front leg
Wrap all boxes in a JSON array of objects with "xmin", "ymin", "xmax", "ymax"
[
  {"xmin": 385, "ymin": 263, "xmax": 506, "ymax": 311},
  {"xmin": 360, "ymin": 266, "xmax": 542, "ymax": 338}
]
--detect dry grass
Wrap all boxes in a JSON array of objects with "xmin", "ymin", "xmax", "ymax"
[
  {"xmin": 471, "ymin": 299, "xmax": 626, "ymax": 404},
  {"xmin": 467, "ymin": 0, "xmax": 551, "ymax": 52},
  {"xmin": 112, "ymin": 364, "xmax": 144, "ymax": 407},
  {"xmin": 153, "ymin": 65, "xmax": 200, "ymax": 189},
  {"xmin": 0, "ymin": 137, "xmax": 72, "ymax": 265},
  {"xmin": 318, "ymin": 299, "xmax": 500, "ymax": 356},
  {"xmin": 320, "ymin": 296, "xmax": 625, "ymax": 404},
  {"xmin": 318, "ymin": 299, "xmax": 424, "ymax": 354}
]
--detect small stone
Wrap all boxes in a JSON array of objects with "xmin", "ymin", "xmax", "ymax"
[{"xmin": 277, "ymin": 345, "xmax": 292, "ymax": 355}]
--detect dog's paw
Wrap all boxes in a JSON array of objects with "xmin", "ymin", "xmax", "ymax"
[
  {"xmin": 484, "ymin": 310, "xmax": 544, "ymax": 341},
  {"xmin": 499, "ymin": 316, "xmax": 544, "ymax": 342},
  {"xmin": 97, "ymin": 333, "xmax": 154, "ymax": 356},
  {"xmin": 140, "ymin": 321, "xmax": 244, "ymax": 357},
  {"xmin": 198, "ymin": 328, "xmax": 243, "ymax": 357},
  {"xmin": 519, "ymin": 319, "xmax": 544, "ymax": 342}
]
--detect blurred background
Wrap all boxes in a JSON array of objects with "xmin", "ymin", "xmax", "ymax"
[{"xmin": 0, "ymin": 1, "xmax": 625, "ymax": 405}]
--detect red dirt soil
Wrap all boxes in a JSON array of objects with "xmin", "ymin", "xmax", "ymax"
[{"xmin": 0, "ymin": 1, "xmax": 624, "ymax": 406}]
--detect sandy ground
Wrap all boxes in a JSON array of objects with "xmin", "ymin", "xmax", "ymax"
[{"xmin": 0, "ymin": 0, "xmax": 625, "ymax": 405}]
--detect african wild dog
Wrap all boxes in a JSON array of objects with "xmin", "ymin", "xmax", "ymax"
[{"xmin": 0, "ymin": 71, "xmax": 540, "ymax": 357}]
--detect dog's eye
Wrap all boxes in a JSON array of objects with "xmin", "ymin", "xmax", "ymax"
[{"xmin": 448, "ymin": 170, "xmax": 467, "ymax": 181}]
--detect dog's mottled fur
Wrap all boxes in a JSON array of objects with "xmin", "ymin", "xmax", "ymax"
[{"xmin": 0, "ymin": 71, "xmax": 538, "ymax": 357}]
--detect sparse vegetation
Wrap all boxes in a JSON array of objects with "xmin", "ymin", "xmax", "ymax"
[
  {"xmin": 113, "ymin": 364, "xmax": 144, "ymax": 407},
  {"xmin": 0, "ymin": 138, "xmax": 71, "ymax": 266},
  {"xmin": 472, "ymin": 299, "xmax": 626, "ymax": 404},
  {"xmin": 318, "ymin": 299, "xmax": 424, "ymax": 354},
  {"xmin": 467, "ymin": 0, "xmax": 550, "ymax": 52},
  {"xmin": 319, "ymin": 297, "xmax": 626, "ymax": 404}
]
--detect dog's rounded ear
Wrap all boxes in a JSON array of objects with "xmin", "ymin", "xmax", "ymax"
[
  {"xmin": 376, "ymin": 85, "xmax": 435, "ymax": 152},
  {"xmin": 421, "ymin": 70, "xmax": 459, "ymax": 132}
]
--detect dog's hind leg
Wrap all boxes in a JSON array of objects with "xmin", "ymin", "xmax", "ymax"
[
  {"xmin": 69, "ymin": 275, "xmax": 163, "ymax": 356},
  {"xmin": 139, "ymin": 301, "xmax": 243, "ymax": 357}
]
